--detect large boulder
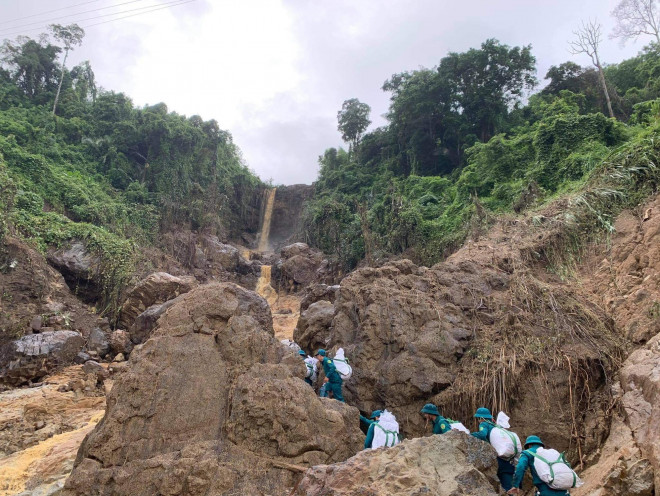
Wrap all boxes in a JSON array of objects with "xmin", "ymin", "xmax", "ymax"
[
  {"xmin": 119, "ymin": 272, "xmax": 197, "ymax": 329},
  {"xmin": 620, "ymin": 332, "xmax": 660, "ymax": 491},
  {"xmin": 199, "ymin": 235, "xmax": 240, "ymax": 271},
  {"xmin": 294, "ymin": 300, "xmax": 335, "ymax": 352},
  {"xmin": 63, "ymin": 283, "xmax": 363, "ymax": 496},
  {"xmin": 130, "ymin": 295, "xmax": 183, "ymax": 344},
  {"xmin": 47, "ymin": 241, "xmax": 102, "ymax": 303},
  {"xmin": 294, "ymin": 431, "xmax": 499, "ymax": 496},
  {"xmin": 0, "ymin": 331, "xmax": 84, "ymax": 386}
]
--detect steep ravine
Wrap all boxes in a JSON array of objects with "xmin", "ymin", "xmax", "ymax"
[{"xmin": 0, "ymin": 193, "xmax": 658, "ymax": 495}]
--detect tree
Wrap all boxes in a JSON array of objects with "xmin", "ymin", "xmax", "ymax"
[
  {"xmin": 50, "ymin": 23, "xmax": 85, "ymax": 115},
  {"xmin": 611, "ymin": 0, "xmax": 660, "ymax": 45},
  {"xmin": 569, "ymin": 20, "xmax": 615, "ymax": 118},
  {"xmin": 337, "ymin": 98, "xmax": 371, "ymax": 155},
  {"xmin": 0, "ymin": 35, "xmax": 61, "ymax": 100}
]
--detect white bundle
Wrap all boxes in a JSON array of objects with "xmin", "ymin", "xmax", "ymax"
[{"xmin": 333, "ymin": 347, "xmax": 353, "ymax": 380}]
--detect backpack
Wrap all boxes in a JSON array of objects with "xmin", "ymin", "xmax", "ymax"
[
  {"xmin": 281, "ymin": 339, "xmax": 301, "ymax": 352},
  {"xmin": 371, "ymin": 410, "xmax": 400, "ymax": 449},
  {"xmin": 528, "ymin": 448, "xmax": 584, "ymax": 490},
  {"xmin": 447, "ymin": 418, "xmax": 470, "ymax": 434},
  {"xmin": 333, "ymin": 348, "xmax": 353, "ymax": 380},
  {"xmin": 304, "ymin": 356, "xmax": 318, "ymax": 381},
  {"xmin": 489, "ymin": 425, "xmax": 522, "ymax": 461}
]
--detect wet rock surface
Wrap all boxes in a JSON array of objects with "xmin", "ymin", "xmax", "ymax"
[
  {"xmin": 294, "ymin": 431, "xmax": 499, "ymax": 496},
  {"xmin": 47, "ymin": 241, "xmax": 102, "ymax": 303},
  {"xmin": 63, "ymin": 283, "xmax": 363, "ymax": 496}
]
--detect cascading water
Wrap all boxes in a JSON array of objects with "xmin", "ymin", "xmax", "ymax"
[{"xmin": 257, "ymin": 188, "xmax": 277, "ymax": 252}]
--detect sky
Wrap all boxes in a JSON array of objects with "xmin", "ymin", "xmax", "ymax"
[{"xmin": 0, "ymin": 0, "xmax": 649, "ymax": 185}]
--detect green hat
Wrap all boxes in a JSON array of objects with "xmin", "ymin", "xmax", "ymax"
[
  {"xmin": 420, "ymin": 403, "xmax": 440, "ymax": 416},
  {"xmin": 298, "ymin": 350, "xmax": 306, "ymax": 356},
  {"xmin": 316, "ymin": 349, "xmax": 326, "ymax": 356},
  {"xmin": 524, "ymin": 435, "xmax": 544, "ymax": 448},
  {"xmin": 370, "ymin": 410, "xmax": 382, "ymax": 419},
  {"xmin": 474, "ymin": 407, "xmax": 493, "ymax": 419}
]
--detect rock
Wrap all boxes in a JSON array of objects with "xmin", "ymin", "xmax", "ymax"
[
  {"xmin": 31, "ymin": 316, "xmax": 43, "ymax": 332},
  {"xmin": 294, "ymin": 300, "xmax": 335, "ymax": 352},
  {"xmin": 280, "ymin": 255, "xmax": 322, "ymax": 286},
  {"xmin": 130, "ymin": 296, "xmax": 183, "ymax": 344},
  {"xmin": 119, "ymin": 272, "xmax": 197, "ymax": 329},
  {"xmin": 63, "ymin": 283, "xmax": 363, "ymax": 496},
  {"xmin": 74, "ymin": 352, "xmax": 90, "ymax": 364},
  {"xmin": 82, "ymin": 360, "xmax": 108, "ymax": 381},
  {"xmin": 281, "ymin": 242, "xmax": 313, "ymax": 259},
  {"xmin": 86, "ymin": 327, "xmax": 109, "ymax": 357},
  {"xmin": 47, "ymin": 241, "xmax": 102, "ymax": 303},
  {"xmin": 573, "ymin": 417, "xmax": 654, "ymax": 496},
  {"xmin": 113, "ymin": 353, "xmax": 125, "ymax": 362},
  {"xmin": 109, "ymin": 330, "xmax": 132, "ymax": 355},
  {"xmin": 200, "ymin": 235, "xmax": 240, "ymax": 271},
  {"xmin": 620, "ymin": 333, "xmax": 660, "ymax": 491},
  {"xmin": 300, "ymin": 283, "xmax": 340, "ymax": 313},
  {"xmin": 294, "ymin": 431, "xmax": 499, "ymax": 496},
  {"xmin": 0, "ymin": 331, "xmax": 85, "ymax": 386}
]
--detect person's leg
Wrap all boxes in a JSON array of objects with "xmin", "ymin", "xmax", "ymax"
[
  {"xmin": 496, "ymin": 458, "xmax": 514, "ymax": 491},
  {"xmin": 330, "ymin": 381, "xmax": 345, "ymax": 402}
]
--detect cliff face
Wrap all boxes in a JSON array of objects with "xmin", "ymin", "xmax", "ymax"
[{"xmin": 267, "ymin": 184, "xmax": 314, "ymax": 250}]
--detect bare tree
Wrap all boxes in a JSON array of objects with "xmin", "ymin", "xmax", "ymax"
[
  {"xmin": 611, "ymin": 0, "xmax": 660, "ymax": 46},
  {"xmin": 569, "ymin": 20, "xmax": 615, "ymax": 118},
  {"xmin": 49, "ymin": 23, "xmax": 85, "ymax": 116}
]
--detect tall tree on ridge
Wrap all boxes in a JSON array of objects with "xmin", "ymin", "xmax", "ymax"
[
  {"xmin": 337, "ymin": 98, "xmax": 371, "ymax": 157},
  {"xmin": 569, "ymin": 19, "xmax": 615, "ymax": 118},
  {"xmin": 50, "ymin": 23, "xmax": 85, "ymax": 115}
]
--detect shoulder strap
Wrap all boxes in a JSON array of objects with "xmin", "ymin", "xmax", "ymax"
[
  {"xmin": 374, "ymin": 423, "xmax": 398, "ymax": 447},
  {"xmin": 494, "ymin": 426, "xmax": 520, "ymax": 458}
]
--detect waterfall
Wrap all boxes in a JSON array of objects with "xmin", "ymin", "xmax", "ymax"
[{"xmin": 257, "ymin": 188, "xmax": 277, "ymax": 252}]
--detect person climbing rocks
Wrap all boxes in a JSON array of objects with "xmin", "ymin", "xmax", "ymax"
[
  {"xmin": 299, "ymin": 349, "xmax": 317, "ymax": 386},
  {"xmin": 471, "ymin": 407, "xmax": 516, "ymax": 492},
  {"xmin": 507, "ymin": 436, "xmax": 572, "ymax": 496},
  {"xmin": 363, "ymin": 409, "xmax": 400, "ymax": 450},
  {"xmin": 420, "ymin": 403, "xmax": 451, "ymax": 434},
  {"xmin": 362, "ymin": 410, "xmax": 381, "ymax": 449},
  {"xmin": 315, "ymin": 349, "xmax": 344, "ymax": 402}
]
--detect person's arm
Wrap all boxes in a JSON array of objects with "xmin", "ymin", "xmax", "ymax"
[
  {"xmin": 360, "ymin": 415, "xmax": 374, "ymax": 428},
  {"xmin": 364, "ymin": 424, "xmax": 375, "ymax": 449},
  {"xmin": 512, "ymin": 452, "xmax": 531, "ymax": 489},
  {"xmin": 471, "ymin": 422, "xmax": 489, "ymax": 441}
]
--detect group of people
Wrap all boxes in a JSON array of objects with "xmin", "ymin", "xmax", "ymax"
[
  {"xmin": 296, "ymin": 347, "xmax": 577, "ymax": 495},
  {"xmin": 420, "ymin": 404, "xmax": 575, "ymax": 496}
]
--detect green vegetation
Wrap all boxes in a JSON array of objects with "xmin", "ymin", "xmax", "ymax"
[
  {"xmin": 0, "ymin": 28, "xmax": 262, "ymax": 319},
  {"xmin": 302, "ymin": 40, "xmax": 660, "ymax": 270}
]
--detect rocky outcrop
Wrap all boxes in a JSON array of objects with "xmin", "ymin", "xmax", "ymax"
[
  {"xmin": 294, "ymin": 431, "xmax": 499, "ymax": 496},
  {"xmin": 620, "ymin": 332, "xmax": 660, "ymax": 491},
  {"xmin": 119, "ymin": 272, "xmax": 197, "ymax": 329},
  {"xmin": 295, "ymin": 300, "xmax": 335, "ymax": 353},
  {"xmin": 0, "ymin": 237, "xmax": 98, "ymax": 346},
  {"xmin": 130, "ymin": 295, "xmax": 183, "ymax": 344},
  {"xmin": 268, "ymin": 185, "xmax": 314, "ymax": 249},
  {"xmin": 0, "ymin": 331, "xmax": 85, "ymax": 386},
  {"xmin": 47, "ymin": 241, "xmax": 102, "ymax": 303},
  {"xmin": 573, "ymin": 417, "xmax": 654, "ymax": 496},
  {"xmin": 63, "ymin": 283, "xmax": 363, "ymax": 496},
  {"xmin": 273, "ymin": 243, "xmax": 338, "ymax": 291}
]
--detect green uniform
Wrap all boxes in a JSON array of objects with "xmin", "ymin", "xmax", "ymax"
[
  {"xmin": 512, "ymin": 446, "xmax": 570, "ymax": 496},
  {"xmin": 364, "ymin": 422, "xmax": 377, "ymax": 449},
  {"xmin": 320, "ymin": 357, "xmax": 344, "ymax": 402},
  {"xmin": 432, "ymin": 416, "xmax": 451, "ymax": 434},
  {"xmin": 471, "ymin": 421, "xmax": 515, "ymax": 491}
]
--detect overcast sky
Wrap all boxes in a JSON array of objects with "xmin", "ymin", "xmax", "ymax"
[{"xmin": 0, "ymin": 0, "xmax": 648, "ymax": 185}]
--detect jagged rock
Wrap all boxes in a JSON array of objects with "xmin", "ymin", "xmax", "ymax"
[
  {"xmin": 82, "ymin": 360, "xmax": 108, "ymax": 381},
  {"xmin": 281, "ymin": 242, "xmax": 313, "ymax": 259},
  {"xmin": 130, "ymin": 295, "xmax": 183, "ymax": 344},
  {"xmin": 74, "ymin": 352, "xmax": 90, "ymax": 364},
  {"xmin": 294, "ymin": 300, "xmax": 335, "ymax": 352},
  {"xmin": 119, "ymin": 272, "xmax": 197, "ymax": 329},
  {"xmin": 63, "ymin": 283, "xmax": 363, "ymax": 496},
  {"xmin": 620, "ymin": 333, "xmax": 660, "ymax": 491},
  {"xmin": 30, "ymin": 316, "xmax": 43, "ymax": 332},
  {"xmin": 47, "ymin": 241, "xmax": 102, "ymax": 302},
  {"xmin": 109, "ymin": 330, "xmax": 132, "ymax": 355},
  {"xmin": 200, "ymin": 235, "xmax": 240, "ymax": 271},
  {"xmin": 573, "ymin": 417, "xmax": 654, "ymax": 496},
  {"xmin": 86, "ymin": 327, "xmax": 109, "ymax": 357},
  {"xmin": 0, "ymin": 331, "xmax": 84, "ymax": 386},
  {"xmin": 294, "ymin": 431, "xmax": 499, "ymax": 496},
  {"xmin": 300, "ymin": 283, "xmax": 340, "ymax": 313}
]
